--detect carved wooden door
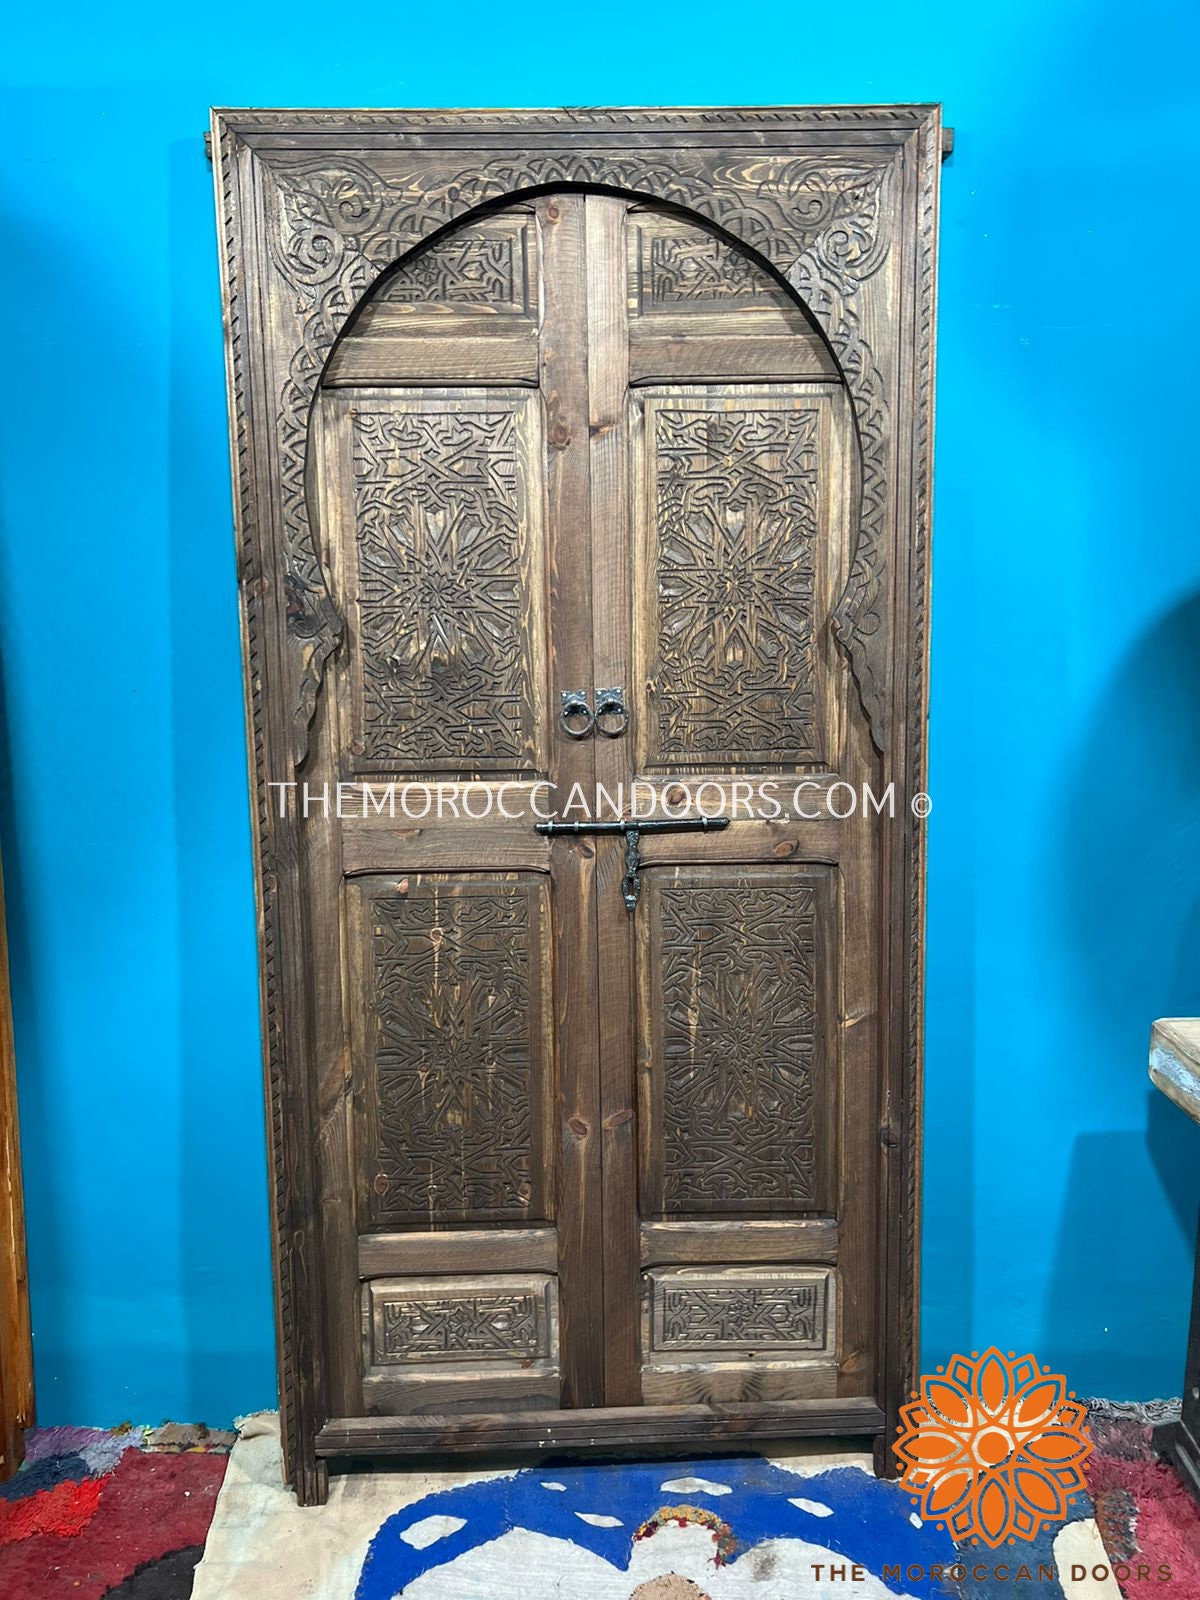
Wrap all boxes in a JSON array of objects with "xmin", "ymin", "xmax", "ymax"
[{"xmin": 213, "ymin": 106, "xmax": 939, "ymax": 1503}]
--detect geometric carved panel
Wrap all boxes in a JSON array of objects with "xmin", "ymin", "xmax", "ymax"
[
  {"xmin": 637, "ymin": 394, "xmax": 824, "ymax": 770},
  {"xmin": 377, "ymin": 215, "xmax": 533, "ymax": 312},
  {"xmin": 355, "ymin": 874, "xmax": 553, "ymax": 1227},
  {"xmin": 346, "ymin": 395, "xmax": 545, "ymax": 773},
  {"xmin": 629, "ymin": 217, "xmax": 788, "ymax": 313},
  {"xmin": 640, "ymin": 866, "xmax": 835, "ymax": 1217},
  {"xmin": 644, "ymin": 1267, "xmax": 834, "ymax": 1357},
  {"xmin": 365, "ymin": 1275, "xmax": 557, "ymax": 1366}
]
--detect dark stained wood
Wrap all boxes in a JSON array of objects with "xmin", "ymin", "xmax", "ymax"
[
  {"xmin": 316, "ymin": 1395, "xmax": 886, "ymax": 1456},
  {"xmin": 641, "ymin": 1364, "xmax": 838, "ymax": 1405},
  {"xmin": 359, "ymin": 1229, "xmax": 559, "ymax": 1277},
  {"xmin": 212, "ymin": 104, "xmax": 939, "ymax": 1501},
  {"xmin": 586, "ymin": 195, "xmax": 642, "ymax": 1407},
  {"xmin": 536, "ymin": 193, "xmax": 606, "ymax": 1409},
  {"xmin": 640, "ymin": 1219, "xmax": 839, "ymax": 1267},
  {"xmin": 629, "ymin": 332, "xmax": 837, "ymax": 385},
  {"xmin": 363, "ymin": 1368, "xmax": 562, "ymax": 1416},
  {"xmin": 323, "ymin": 332, "xmax": 538, "ymax": 387}
]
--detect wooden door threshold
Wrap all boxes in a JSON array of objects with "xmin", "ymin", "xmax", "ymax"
[{"xmin": 316, "ymin": 1397, "xmax": 886, "ymax": 1458}]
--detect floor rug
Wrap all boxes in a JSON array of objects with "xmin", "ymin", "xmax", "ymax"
[
  {"xmin": 6, "ymin": 1406, "xmax": 1197, "ymax": 1597},
  {"xmin": 0, "ymin": 1424, "xmax": 233, "ymax": 1600},
  {"xmin": 193, "ymin": 1415, "xmax": 1119, "ymax": 1599}
]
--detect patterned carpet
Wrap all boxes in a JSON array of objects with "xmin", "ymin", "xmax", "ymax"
[
  {"xmin": 0, "ymin": 1406, "xmax": 1195, "ymax": 1597},
  {"xmin": 0, "ymin": 1424, "xmax": 233, "ymax": 1599}
]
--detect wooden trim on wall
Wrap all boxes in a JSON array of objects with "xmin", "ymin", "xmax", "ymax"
[{"xmin": 0, "ymin": 858, "xmax": 33, "ymax": 1480}]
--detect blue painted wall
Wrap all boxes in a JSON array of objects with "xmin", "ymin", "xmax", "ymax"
[{"xmin": 2, "ymin": 1, "xmax": 1197, "ymax": 1425}]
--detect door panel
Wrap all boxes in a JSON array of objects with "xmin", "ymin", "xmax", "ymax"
[
  {"xmin": 645, "ymin": 1269, "xmax": 836, "ymax": 1354},
  {"xmin": 637, "ymin": 865, "xmax": 837, "ymax": 1220},
  {"xmin": 633, "ymin": 389, "xmax": 839, "ymax": 772},
  {"xmin": 348, "ymin": 872, "xmax": 555, "ymax": 1228},
  {"xmin": 361, "ymin": 1274, "xmax": 560, "ymax": 1415},
  {"xmin": 625, "ymin": 211, "xmax": 837, "ymax": 385},
  {"xmin": 328, "ymin": 389, "xmax": 547, "ymax": 775},
  {"xmin": 324, "ymin": 210, "xmax": 540, "ymax": 388},
  {"xmin": 630, "ymin": 384, "xmax": 850, "ymax": 779}
]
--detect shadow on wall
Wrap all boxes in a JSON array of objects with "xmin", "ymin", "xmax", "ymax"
[
  {"xmin": 167, "ymin": 135, "xmax": 277, "ymax": 1421},
  {"xmin": 1064, "ymin": 588, "xmax": 1200, "ymax": 1032},
  {"xmin": 1047, "ymin": 1116, "xmax": 1197, "ymax": 1400},
  {"xmin": 1047, "ymin": 591, "xmax": 1200, "ymax": 1396}
]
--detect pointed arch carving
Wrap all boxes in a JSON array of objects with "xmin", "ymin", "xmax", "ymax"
[{"xmin": 242, "ymin": 141, "xmax": 900, "ymax": 761}]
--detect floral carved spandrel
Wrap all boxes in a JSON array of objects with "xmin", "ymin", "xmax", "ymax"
[{"xmin": 262, "ymin": 148, "xmax": 896, "ymax": 760}]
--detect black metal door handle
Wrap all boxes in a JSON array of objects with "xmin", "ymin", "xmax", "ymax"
[
  {"xmin": 559, "ymin": 690, "xmax": 594, "ymax": 740},
  {"xmin": 594, "ymin": 687, "xmax": 629, "ymax": 739}
]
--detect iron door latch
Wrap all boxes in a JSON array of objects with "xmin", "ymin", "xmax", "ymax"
[{"xmin": 534, "ymin": 815, "xmax": 730, "ymax": 911}]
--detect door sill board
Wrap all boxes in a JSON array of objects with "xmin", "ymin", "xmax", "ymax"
[{"xmin": 315, "ymin": 1397, "xmax": 885, "ymax": 1458}]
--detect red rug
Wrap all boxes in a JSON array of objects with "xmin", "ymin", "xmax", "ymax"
[
  {"xmin": 0, "ymin": 1425, "xmax": 230, "ymax": 1600},
  {"xmin": 1085, "ymin": 1404, "xmax": 1200, "ymax": 1597}
]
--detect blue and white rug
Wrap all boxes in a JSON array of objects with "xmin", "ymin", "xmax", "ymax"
[
  {"xmin": 356, "ymin": 1455, "xmax": 955, "ymax": 1598},
  {"xmin": 191, "ymin": 1414, "xmax": 1120, "ymax": 1599}
]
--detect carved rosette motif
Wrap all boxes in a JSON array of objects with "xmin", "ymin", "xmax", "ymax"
[
  {"xmin": 364, "ymin": 880, "xmax": 546, "ymax": 1224},
  {"xmin": 349, "ymin": 405, "xmax": 537, "ymax": 769},
  {"xmin": 647, "ymin": 403, "xmax": 821, "ymax": 765},
  {"xmin": 260, "ymin": 146, "xmax": 897, "ymax": 757},
  {"xmin": 656, "ymin": 880, "xmax": 820, "ymax": 1211}
]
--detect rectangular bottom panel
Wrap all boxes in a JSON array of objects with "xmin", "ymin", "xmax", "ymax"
[
  {"xmin": 641, "ymin": 1266, "xmax": 838, "ymax": 1406},
  {"xmin": 317, "ymin": 1397, "xmax": 886, "ymax": 1457},
  {"xmin": 361, "ymin": 1273, "xmax": 559, "ymax": 1415}
]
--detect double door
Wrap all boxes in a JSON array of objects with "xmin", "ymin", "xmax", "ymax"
[{"xmin": 309, "ymin": 192, "xmax": 881, "ymax": 1420}]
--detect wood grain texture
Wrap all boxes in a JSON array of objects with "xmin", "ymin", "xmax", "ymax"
[
  {"xmin": 212, "ymin": 104, "xmax": 939, "ymax": 1496},
  {"xmin": 359, "ymin": 1229, "xmax": 559, "ymax": 1277},
  {"xmin": 640, "ymin": 1219, "xmax": 838, "ymax": 1267},
  {"xmin": 316, "ymin": 1395, "xmax": 886, "ymax": 1455},
  {"xmin": 0, "ymin": 859, "xmax": 32, "ymax": 1481},
  {"xmin": 362, "ymin": 1368, "xmax": 561, "ymax": 1416},
  {"xmin": 640, "ymin": 1363, "xmax": 838, "ymax": 1405},
  {"xmin": 586, "ymin": 196, "xmax": 641, "ymax": 1406},
  {"xmin": 536, "ymin": 193, "xmax": 606, "ymax": 1410}
]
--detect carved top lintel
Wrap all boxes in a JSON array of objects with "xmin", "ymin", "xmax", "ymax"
[{"xmin": 217, "ymin": 103, "xmax": 939, "ymax": 137}]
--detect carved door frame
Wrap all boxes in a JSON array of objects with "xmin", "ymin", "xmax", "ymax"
[{"xmin": 211, "ymin": 105, "xmax": 940, "ymax": 1502}]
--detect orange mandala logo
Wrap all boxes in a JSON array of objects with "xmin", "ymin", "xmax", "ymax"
[{"xmin": 893, "ymin": 1347, "xmax": 1093, "ymax": 1547}]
